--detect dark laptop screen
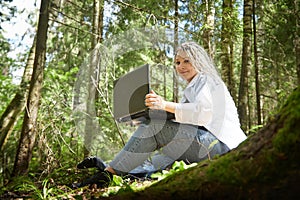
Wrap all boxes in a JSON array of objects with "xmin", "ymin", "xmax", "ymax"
[{"xmin": 113, "ymin": 64, "xmax": 150, "ymax": 122}]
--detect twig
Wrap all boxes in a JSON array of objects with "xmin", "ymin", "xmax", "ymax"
[{"xmin": 91, "ymin": 76, "xmax": 126, "ymax": 146}]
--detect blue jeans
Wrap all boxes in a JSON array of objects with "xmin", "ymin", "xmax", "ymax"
[{"xmin": 110, "ymin": 120, "xmax": 229, "ymax": 175}]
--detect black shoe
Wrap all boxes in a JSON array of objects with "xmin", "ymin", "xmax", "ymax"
[
  {"xmin": 77, "ymin": 156, "xmax": 106, "ymax": 170},
  {"xmin": 72, "ymin": 171, "xmax": 113, "ymax": 188}
]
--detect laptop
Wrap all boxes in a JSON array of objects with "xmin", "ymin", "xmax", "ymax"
[{"xmin": 113, "ymin": 64, "xmax": 175, "ymax": 123}]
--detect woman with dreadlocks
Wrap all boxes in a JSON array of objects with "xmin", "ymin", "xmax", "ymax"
[{"xmin": 72, "ymin": 41, "xmax": 247, "ymax": 188}]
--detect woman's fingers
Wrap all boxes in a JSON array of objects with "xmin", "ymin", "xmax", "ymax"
[
  {"xmin": 145, "ymin": 97, "xmax": 156, "ymax": 105},
  {"xmin": 144, "ymin": 92, "xmax": 165, "ymax": 109}
]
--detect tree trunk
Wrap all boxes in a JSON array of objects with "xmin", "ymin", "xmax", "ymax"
[
  {"xmin": 12, "ymin": 0, "xmax": 50, "ymax": 176},
  {"xmin": 252, "ymin": 0, "xmax": 262, "ymax": 125},
  {"xmin": 221, "ymin": 0, "xmax": 236, "ymax": 101},
  {"xmin": 173, "ymin": 0, "xmax": 179, "ymax": 103},
  {"xmin": 83, "ymin": 0, "xmax": 104, "ymax": 157},
  {"xmin": 0, "ymin": 37, "xmax": 36, "ymax": 151},
  {"xmin": 238, "ymin": 0, "xmax": 252, "ymax": 132},
  {"xmin": 294, "ymin": 0, "xmax": 300, "ymax": 85},
  {"xmin": 202, "ymin": 0, "xmax": 215, "ymax": 58}
]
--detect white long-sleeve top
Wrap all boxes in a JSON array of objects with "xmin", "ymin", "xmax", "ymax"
[{"xmin": 174, "ymin": 73, "xmax": 247, "ymax": 149}]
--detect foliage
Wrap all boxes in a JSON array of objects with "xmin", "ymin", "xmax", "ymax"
[
  {"xmin": 150, "ymin": 161, "xmax": 197, "ymax": 181},
  {"xmin": 0, "ymin": 175, "xmax": 73, "ymax": 200},
  {"xmin": 259, "ymin": 0, "xmax": 298, "ymax": 116},
  {"xmin": 0, "ymin": 74, "xmax": 17, "ymax": 111},
  {"xmin": 36, "ymin": 66, "xmax": 81, "ymax": 172},
  {"xmin": 0, "ymin": 160, "xmax": 197, "ymax": 199},
  {"xmin": 0, "ymin": 33, "xmax": 16, "ymax": 114},
  {"xmin": 0, "ymin": 0, "xmax": 17, "ymax": 29}
]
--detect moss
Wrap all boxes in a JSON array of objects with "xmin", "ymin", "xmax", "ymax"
[
  {"xmin": 273, "ymin": 87, "xmax": 300, "ymax": 156},
  {"xmin": 205, "ymin": 154, "xmax": 241, "ymax": 184}
]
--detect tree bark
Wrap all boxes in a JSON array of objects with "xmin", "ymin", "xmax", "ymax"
[
  {"xmin": 0, "ymin": 37, "xmax": 36, "ymax": 151},
  {"xmin": 238, "ymin": 0, "xmax": 252, "ymax": 132},
  {"xmin": 252, "ymin": 0, "xmax": 262, "ymax": 125},
  {"xmin": 12, "ymin": 0, "xmax": 50, "ymax": 176},
  {"xmin": 202, "ymin": 0, "xmax": 215, "ymax": 58},
  {"xmin": 221, "ymin": 0, "xmax": 236, "ymax": 101},
  {"xmin": 173, "ymin": 0, "xmax": 179, "ymax": 103},
  {"xmin": 294, "ymin": 0, "xmax": 300, "ymax": 85}
]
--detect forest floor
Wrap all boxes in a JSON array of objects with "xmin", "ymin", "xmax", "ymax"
[{"xmin": 1, "ymin": 149, "xmax": 299, "ymax": 200}]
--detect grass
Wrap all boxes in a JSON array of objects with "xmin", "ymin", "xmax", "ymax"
[{"xmin": 0, "ymin": 161, "xmax": 195, "ymax": 199}]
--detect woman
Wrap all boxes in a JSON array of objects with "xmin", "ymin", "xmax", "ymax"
[{"xmin": 73, "ymin": 41, "xmax": 247, "ymax": 188}]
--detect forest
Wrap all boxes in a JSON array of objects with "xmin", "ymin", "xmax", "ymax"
[{"xmin": 0, "ymin": 0, "xmax": 299, "ymax": 199}]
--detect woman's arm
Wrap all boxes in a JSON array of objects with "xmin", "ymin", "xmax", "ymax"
[
  {"xmin": 145, "ymin": 88, "xmax": 213, "ymax": 127},
  {"xmin": 164, "ymin": 101, "xmax": 177, "ymax": 113},
  {"xmin": 175, "ymin": 83, "xmax": 213, "ymax": 126}
]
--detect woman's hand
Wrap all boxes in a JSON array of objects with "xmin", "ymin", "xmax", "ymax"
[{"xmin": 145, "ymin": 90, "xmax": 166, "ymax": 110}]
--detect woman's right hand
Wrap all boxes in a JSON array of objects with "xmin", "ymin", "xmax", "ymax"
[{"xmin": 145, "ymin": 90, "xmax": 166, "ymax": 110}]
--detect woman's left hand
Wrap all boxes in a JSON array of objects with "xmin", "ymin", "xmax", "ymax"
[{"xmin": 145, "ymin": 90, "xmax": 166, "ymax": 110}]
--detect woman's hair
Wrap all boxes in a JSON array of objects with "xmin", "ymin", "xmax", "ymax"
[{"xmin": 175, "ymin": 41, "xmax": 220, "ymax": 81}]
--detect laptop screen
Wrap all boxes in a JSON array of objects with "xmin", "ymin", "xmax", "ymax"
[{"xmin": 113, "ymin": 64, "xmax": 150, "ymax": 122}]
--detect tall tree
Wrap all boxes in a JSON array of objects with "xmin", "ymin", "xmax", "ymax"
[
  {"xmin": 294, "ymin": 0, "xmax": 300, "ymax": 85},
  {"xmin": 83, "ymin": 0, "xmax": 104, "ymax": 157},
  {"xmin": 238, "ymin": 0, "xmax": 252, "ymax": 132},
  {"xmin": 252, "ymin": 0, "xmax": 261, "ymax": 125},
  {"xmin": 0, "ymin": 37, "xmax": 36, "ymax": 151},
  {"xmin": 220, "ymin": 0, "xmax": 236, "ymax": 100},
  {"xmin": 173, "ymin": 0, "xmax": 179, "ymax": 103},
  {"xmin": 12, "ymin": 0, "xmax": 50, "ymax": 176},
  {"xmin": 202, "ymin": 0, "xmax": 215, "ymax": 58}
]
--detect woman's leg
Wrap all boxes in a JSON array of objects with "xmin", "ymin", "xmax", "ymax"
[
  {"xmin": 126, "ymin": 127, "xmax": 230, "ymax": 176},
  {"xmin": 109, "ymin": 120, "xmax": 176, "ymax": 175},
  {"xmin": 74, "ymin": 122, "xmax": 230, "ymax": 188},
  {"xmin": 176, "ymin": 128, "xmax": 230, "ymax": 163},
  {"xmin": 109, "ymin": 120, "xmax": 200, "ymax": 175}
]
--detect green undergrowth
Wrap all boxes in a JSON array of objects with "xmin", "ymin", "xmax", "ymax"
[
  {"xmin": 0, "ymin": 161, "xmax": 195, "ymax": 199},
  {"xmin": 101, "ymin": 161, "xmax": 198, "ymax": 197},
  {"xmin": 0, "ymin": 166, "xmax": 80, "ymax": 199}
]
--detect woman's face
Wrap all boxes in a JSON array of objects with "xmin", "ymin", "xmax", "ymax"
[{"xmin": 175, "ymin": 52, "xmax": 198, "ymax": 83}]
